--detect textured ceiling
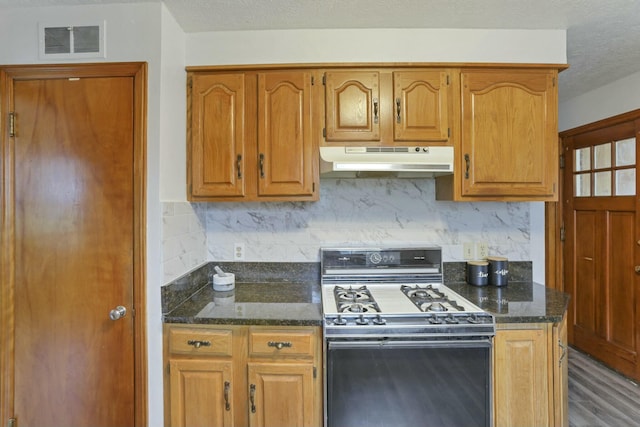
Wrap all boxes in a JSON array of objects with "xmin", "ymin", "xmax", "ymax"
[{"xmin": 2, "ymin": 0, "xmax": 640, "ymax": 103}]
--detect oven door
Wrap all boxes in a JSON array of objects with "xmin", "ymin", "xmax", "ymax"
[{"xmin": 326, "ymin": 338, "xmax": 492, "ymax": 427}]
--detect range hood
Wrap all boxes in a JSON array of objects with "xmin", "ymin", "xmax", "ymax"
[{"xmin": 319, "ymin": 146, "xmax": 454, "ymax": 178}]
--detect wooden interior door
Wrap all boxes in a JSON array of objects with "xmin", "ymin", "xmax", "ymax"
[
  {"xmin": 562, "ymin": 116, "xmax": 640, "ymax": 381},
  {"xmin": 1, "ymin": 64, "xmax": 147, "ymax": 426}
]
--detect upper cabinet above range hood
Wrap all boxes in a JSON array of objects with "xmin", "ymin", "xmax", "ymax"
[{"xmin": 319, "ymin": 146, "xmax": 454, "ymax": 178}]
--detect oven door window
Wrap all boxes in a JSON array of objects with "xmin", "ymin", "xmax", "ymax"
[{"xmin": 327, "ymin": 340, "xmax": 492, "ymax": 427}]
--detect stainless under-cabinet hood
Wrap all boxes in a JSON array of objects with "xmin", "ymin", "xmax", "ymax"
[{"xmin": 319, "ymin": 146, "xmax": 454, "ymax": 178}]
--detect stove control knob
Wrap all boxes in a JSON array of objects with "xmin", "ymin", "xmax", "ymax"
[
  {"xmin": 355, "ymin": 314, "xmax": 369, "ymax": 325},
  {"xmin": 372, "ymin": 315, "xmax": 386, "ymax": 325},
  {"xmin": 333, "ymin": 315, "xmax": 347, "ymax": 325},
  {"xmin": 445, "ymin": 315, "xmax": 459, "ymax": 324}
]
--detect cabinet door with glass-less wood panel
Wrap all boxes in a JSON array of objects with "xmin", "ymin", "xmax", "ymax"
[
  {"xmin": 188, "ymin": 70, "xmax": 319, "ymax": 202},
  {"xmin": 493, "ymin": 318, "xmax": 568, "ymax": 427},
  {"xmin": 323, "ymin": 69, "xmax": 452, "ymax": 146},
  {"xmin": 437, "ymin": 68, "xmax": 559, "ymax": 201},
  {"xmin": 164, "ymin": 324, "xmax": 322, "ymax": 427}
]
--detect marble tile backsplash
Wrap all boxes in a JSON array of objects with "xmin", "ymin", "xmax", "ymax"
[{"xmin": 162, "ymin": 178, "xmax": 532, "ymax": 284}]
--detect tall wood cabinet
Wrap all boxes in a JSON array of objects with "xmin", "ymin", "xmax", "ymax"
[
  {"xmin": 187, "ymin": 69, "xmax": 320, "ymax": 201},
  {"xmin": 323, "ymin": 69, "xmax": 453, "ymax": 146},
  {"xmin": 164, "ymin": 324, "xmax": 322, "ymax": 427},
  {"xmin": 493, "ymin": 315, "xmax": 568, "ymax": 427},
  {"xmin": 437, "ymin": 68, "xmax": 559, "ymax": 201}
]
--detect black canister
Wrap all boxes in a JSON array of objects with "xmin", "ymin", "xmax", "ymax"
[
  {"xmin": 466, "ymin": 261, "xmax": 489, "ymax": 286},
  {"xmin": 487, "ymin": 256, "xmax": 509, "ymax": 286}
]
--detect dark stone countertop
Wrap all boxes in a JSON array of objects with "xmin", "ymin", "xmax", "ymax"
[
  {"xmin": 162, "ymin": 261, "xmax": 323, "ymax": 326},
  {"xmin": 163, "ymin": 281, "xmax": 322, "ymax": 326},
  {"xmin": 446, "ymin": 281, "xmax": 570, "ymax": 324},
  {"xmin": 162, "ymin": 262, "xmax": 569, "ymax": 326}
]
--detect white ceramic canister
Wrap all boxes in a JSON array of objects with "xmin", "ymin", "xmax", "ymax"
[{"xmin": 213, "ymin": 273, "xmax": 235, "ymax": 291}]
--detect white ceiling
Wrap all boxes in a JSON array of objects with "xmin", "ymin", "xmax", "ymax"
[{"xmin": 2, "ymin": 0, "xmax": 640, "ymax": 103}]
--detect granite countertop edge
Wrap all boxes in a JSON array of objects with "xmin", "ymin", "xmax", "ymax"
[{"xmin": 161, "ymin": 262, "xmax": 569, "ymax": 326}]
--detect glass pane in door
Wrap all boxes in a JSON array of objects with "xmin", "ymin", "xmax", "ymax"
[
  {"xmin": 575, "ymin": 147, "xmax": 591, "ymax": 171},
  {"xmin": 575, "ymin": 173, "xmax": 591, "ymax": 197},
  {"xmin": 616, "ymin": 169, "xmax": 636, "ymax": 195},
  {"xmin": 616, "ymin": 138, "xmax": 635, "ymax": 167},
  {"xmin": 594, "ymin": 143, "xmax": 612, "ymax": 169},
  {"xmin": 594, "ymin": 171, "xmax": 612, "ymax": 196}
]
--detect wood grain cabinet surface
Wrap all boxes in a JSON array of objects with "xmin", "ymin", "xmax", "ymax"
[
  {"xmin": 323, "ymin": 69, "xmax": 453, "ymax": 146},
  {"xmin": 187, "ymin": 70, "xmax": 319, "ymax": 202},
  {"xmin": 437, "ymin": 68, "xmax": 560, "ymax": 201},
  {"xmin": 493, "ymin": 315, "xmax": 568, "ymax": 427},
  {"xmin": 164, "ymin": 324, "xmax": 322, "ymax": 427}
]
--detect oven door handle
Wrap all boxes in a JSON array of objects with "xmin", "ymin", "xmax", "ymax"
[{"xmin": 327, "ymin": 339, "xmax": 492, "ymax": 350}]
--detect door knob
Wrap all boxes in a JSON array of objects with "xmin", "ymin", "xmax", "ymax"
[
  {"xmin": 635, "ymin": 266, "xmax": 640, "ymax": 274},
  {"xmin": 109, "ymin": 306, "xmax": 127, "ymax": 320}
]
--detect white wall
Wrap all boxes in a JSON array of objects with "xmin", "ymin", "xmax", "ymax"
[
  {"xmin": 0, "ymin": 3, "xmax": 169, "ymax": 426},
  {"xmin": 559, "ymin": 70, "xmax": 640, "ymax": 131}
]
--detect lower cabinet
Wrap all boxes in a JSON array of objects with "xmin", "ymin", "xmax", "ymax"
[
  {"xmin": 493, "ymin": 315, "xmax": 568, "ymax": 427},
  {"xmin": 164, "ymin": 324, "xmax": 322, "ymax": 427}
]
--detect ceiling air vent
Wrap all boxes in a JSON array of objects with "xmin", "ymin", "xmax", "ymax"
[{"xmin": 39, "ymin": 21, "xmax": 106, "ymax": 59}]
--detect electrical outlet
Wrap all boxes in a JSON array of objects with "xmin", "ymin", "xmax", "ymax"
[
  {"xmin": 463, "ymin": 242, "xmax": 475, "ymax": 260},
  {"xmin": 476, "ymin": 242, "xmax": 489, "ymax": 259},
  {"xmin": 233, "ymin": 243, "xmax": 245, "ymax": 261}
]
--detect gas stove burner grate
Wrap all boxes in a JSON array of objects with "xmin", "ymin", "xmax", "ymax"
[
  {"xmin": 401, "ymin": 284, "xmax": 465, "ymax": 312},
  {"xmin": 334, "ymin": 285, "xmax": 381, "ymax": 314}
]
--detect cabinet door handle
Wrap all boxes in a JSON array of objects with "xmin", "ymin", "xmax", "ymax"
[
  {"xmin": 396, "ymin": 98, "xmax": 401, "ymax": 123},
  {"xmin": 373, "ymin": 98, "xmax": 379, "ymax": 124},
  {"xmin": 259, "ymin": 153, "xmax": 265, "ymax": 178},
  {"xmin": 268, "ymin": 341, "xmax": 292, "ymax": 350},
  {"xmin": 187, "ymin": 339, "xmax": 211, "ymax": 349},
  {"xmin": 236, "ymin": 154, "xmax": 242, "ymax": 179},
  {"xmin": 249, "ymin": 383, "xmax": 256, "ymax": 413},
  {"xmin": 558, "ymin": 340, "xmax": 567, "ymax": 367},
  {"xmin": 464, "ymin": 154, "xmax": 470, "ymax": 179},
  {"xmin": 224, "ymin": 381, "xmax": 231, "ymax": 411}
]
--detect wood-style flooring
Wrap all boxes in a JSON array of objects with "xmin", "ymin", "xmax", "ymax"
[{"xmin": 569, "ymin": 347, "xmax": 640, "ymax": 426}]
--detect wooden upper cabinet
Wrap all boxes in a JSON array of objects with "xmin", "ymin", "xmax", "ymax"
[
  {"xmin": 393, "ymin": 70, "xmax": 450, "ymax": 142},
  {"xmin": 455, "ymin": 68, "xmax": 558, "ymax": 200},
  {"xmin": 257, "ymin": 71, "xmax": 316, "ymax": 197},
  {"xmin": 188, "ymin": 70, "xmax": 319, "ymax": 202},
  {"xmin": 324, "ymin": 71, "xmax": 381, "ymax": 142},
  {"xmin": 189, "ymin": 73, "xmax": 245, "ymax": 198},
  {"xmin": 323, "ymin": 69, "xmax": 452, "ymax": 146}
]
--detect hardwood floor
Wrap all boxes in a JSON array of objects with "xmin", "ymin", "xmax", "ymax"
[{"xmin": 569, "ymin": 347, "xmax": 640, "ymax": 426}]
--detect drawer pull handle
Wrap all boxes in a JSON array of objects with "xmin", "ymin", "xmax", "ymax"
[
  {"xmin": 224, "ymin": 381, "xmax": 231, "ymax": 411},
  {"xmin": 250, "ymin": 384, "xmax": 256, "ymax": 413},
  {"xmin": 373, "ymin": 98, "xmax": 379, "ymax": 124},
  {"xmin": 187, "ymin": 340, "xmax": 211, "ymax": 349},
  {"xmin": 268, "ymin": 341, "xmax": 292, "ymax": 350}
]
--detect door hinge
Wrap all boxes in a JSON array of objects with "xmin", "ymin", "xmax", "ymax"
[
  {"xmin": 313, "ymin": 366, "xmax": 317, "ymax": 379},
  {"xmin": 322, "ymin": 74, "xmax": 326, "ymax": 85},
  {"xmin": 447, "ymin": 128, "xmax": 451, "ymax": 138},
  {"xmin": 311, "ymin": 76, "xmax": 315, "ymax": 85},
  {"xmin": 9, "ymin": 112, "xmax": 15, "ymax": 137},
  {"xmin": 312, "ymin": 182, "xmax": 315, "ymax": 193},
  {"xmin": 7, "ymin": 418, "xmax": 16, "ymax": 427},
  {"xmin": 322, "ymin": 128, "xmax": 326, "ymax": 138},
  {"xmin": 559, "ymin": 154, "xmax": 565, "ymax": 169},
  {"xmin": 446, "ymin": 74, "xmax": 450, "ymax": 85},
  {"xmin": 560, "ymin": 225, "xmax": 566, "ymax": 242}
]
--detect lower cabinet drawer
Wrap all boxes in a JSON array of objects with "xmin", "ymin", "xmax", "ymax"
[
  {"xmin": 169, "ymin": 327, "xmax": 233, "ymax": 356},
  {"xmin": 249, "ymin": 328, "xmax": 316, "ymax": 358}
]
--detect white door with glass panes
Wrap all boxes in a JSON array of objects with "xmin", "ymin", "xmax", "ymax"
[{"xmin": 562, "ymin": 118, "xmax": 640, "ymax": 382}]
